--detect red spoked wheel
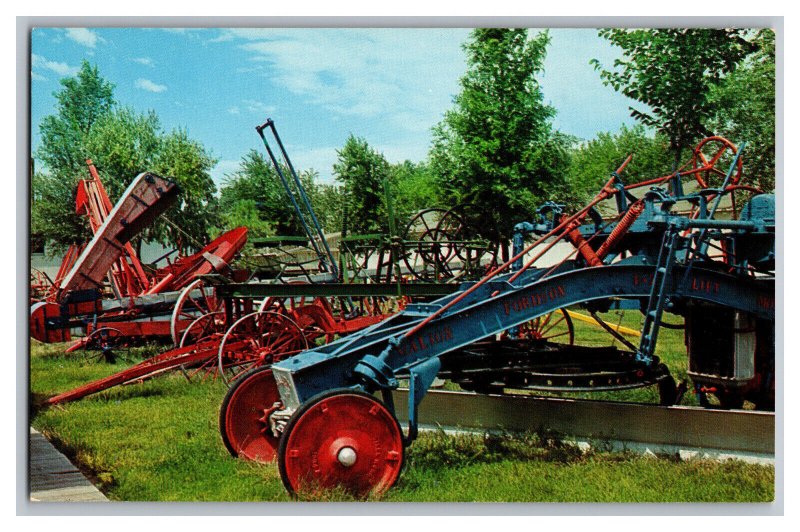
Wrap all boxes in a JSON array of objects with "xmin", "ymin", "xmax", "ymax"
[
  {"xmin": 689, "ymin": 136, "xmax": 743, "ymax": 190},
  {"xmin": 217, "ymin": 311, "xmax": 308, "ymax": 385},
  {"xmin": 278, "ymin": 390, "xmax": 405, "ymax": 499},
  {"xmin": 219, "ymin": 365, "xmax": 283, "ymax": 462},
  {"xmin": 514, "ymin": 308, "xmax": 575, "ymax": 344},
  {"xmin": 179, "ymin": 311, "xmax": 227, "ymax": 348},
  {"xmin": 170, "ymin": 279, "xmax": 222, "ymax": 347}
]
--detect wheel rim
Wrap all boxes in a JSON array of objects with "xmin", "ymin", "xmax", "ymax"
[
  {"xmin": 170, "ymin": 279, "xmax": 221, "ymax": 347},
  {"xmin": 514, "ymin": 309, "xmax": 575, "ymax": 344},
  {"xmin": 179, "ymin": 311, "xmax": 227, "ymax": 348},
  {"xmin": 279, "ymin": 390, "xmax": 404, "ymax": 499},
  {"xmin": 401, "ymin": 208, "xmax": 448, "ymax": 281},
  {"xmin": 689, "ymin": 136, "xmax": 742, "ymax": 190},
  {"xmin": 217, "ymin": 311, "xmax": 308, "ymax": 385},
  {"xmin": 81, "ymin": 327, "xmax": 127, "ymax": 363},
  {"xmin": 219, "ymin": 366, "xmax": 282, "ymax": 462}
]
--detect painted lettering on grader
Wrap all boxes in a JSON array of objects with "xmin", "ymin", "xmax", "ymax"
[
  {"xmin": 399, "ymin": 325, "xmax": 454, "ymax": 357},
  {"xmin": 502, "ymin": 285, "xmax": 566, "ymax": 316},
  {"xmin": 690, "ymin": 277, "xmax": 720, "ymax": 294}
]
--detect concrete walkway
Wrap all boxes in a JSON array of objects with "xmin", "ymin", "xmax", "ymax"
[{"xmin": 29, "ymin": 427, "xmax": 108, "ymax": 502}]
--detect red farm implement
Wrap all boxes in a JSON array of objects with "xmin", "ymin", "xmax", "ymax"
[{"xmin": 30, "ymin": 161, "xmax": 248, "ymax": 352}]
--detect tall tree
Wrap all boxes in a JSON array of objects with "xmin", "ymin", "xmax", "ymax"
[
  {"xmin": 707, "ymin": 30, "xmax": 775, "ymax": 191},
  {"xmin": 390, "ymin": 160, "xmax": 441, "ymax": 221},
  {"xmin": 37, "ymin": 61, "xmax": 115, "ymax": 177},
  {"xmin": 333, "ymin": 135, "xmax": 392, "ymax": 235},
  {"xmin": 429, "ymin": 29, "xmax": 571, "ymax": 249},
  {"xmin": 592, "ymin": 29, "xmax": 755, "ymax": 169},
  {"xmin": 33, "ymin": 64, "xmax": 219, "ymax": 253},
  {"xmin": 218, "ymin": 149, "xmax": 316, "ymax": 237},
  {"xmin": 151, "ymin": 129, "xmax": 219, "ymax": 250},
  {"xmin": 33, "ymin": 61, "xmax": 115, "ymax": 248}
]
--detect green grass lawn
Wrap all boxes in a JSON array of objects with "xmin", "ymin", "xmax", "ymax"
[{"xmin": 29, "ymin": 310, "xmax": 773, "ymax": 502}]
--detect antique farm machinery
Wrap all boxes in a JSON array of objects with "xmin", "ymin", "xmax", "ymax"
[
  {"xmin": 42, "ymin": 122, "xmax": 462, "ymax": 403},
  {"xmin": 216, "ymin": 136, "xmax": 774, "ymax": 498},
  {"xmin": 30, "ymin": 161, "xmax": 249, "ymax": 357}
]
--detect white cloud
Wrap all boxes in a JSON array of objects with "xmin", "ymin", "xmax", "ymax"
[
  {"xmin": 242, "ymin": 99, "xmax": 276, "ymax": 115},
  {"xmin": 31, "ymin": 71, "xmax": 47, "ymax": 81},
  {"xmin": 222, "ymin": 28, "xmax": 469, "ymax": 134},
  {"xmin": 135, "ymin": 78, "xmax": 167, "ymax": 93},
  {"xmin": 65, "ymin": 28, "xmax": 98, "ymax": 48},
  {"xmin": 227, "ymin": 106, "xmax": 240, "ymax": 115},
  {"xmin": 31, "ymin": 53, "xmax": 78, "ymax": 77},
  {"xmin": 132, "ymin": 57, "xmax": 154, "ymax": 67}
]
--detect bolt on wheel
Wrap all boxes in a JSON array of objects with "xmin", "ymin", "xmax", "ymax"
[{"xmin": 278, "ymin": 389, "xmax": 404, "ymax": 499}]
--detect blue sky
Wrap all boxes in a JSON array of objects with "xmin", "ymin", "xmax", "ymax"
[{"xmin": 30, "ymin": 27, "xmax": 639, "ymax": 188}]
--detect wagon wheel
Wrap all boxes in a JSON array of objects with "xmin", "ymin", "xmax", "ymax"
[
  {"xmin": 689, "ymin": 136, "xmax": 743, "ymax": 190},
  {"xmin": 79, "ymin": 327, "xmax": 130, "ymax": 364},
  {"xmin": 400, "ymin": 208, "xmax": 449, "ymax": 281},
  {"xmin": 170, "ymin": 279, "xmax": 222, "ymax": 347},
  {"xmin": 511, "ymin": 308, "xmax": 575, "ymax": 344},
  {"xmin": 217, "ymin": 310, "xmax": 309, "ymax": 385},
  {"xmin": 278, "ymin": 389, "xmax": 404, "ymax": 499},
  {"xmin": 179, "ymin": 311, "xmax": 227, "ymax": 348},
  {"xmin": 436, "ymin": 207, "xmax": 499, "ymax": 279},
  {"xmin": 219, "ymin": 365, "xmax": 283, "ymax": 463}
]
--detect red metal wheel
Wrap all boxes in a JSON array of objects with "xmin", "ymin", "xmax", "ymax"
[
  {"xmin": 278, "ymin": 390, "xmax": 404, "ymax": 499},
  {"xmin": 179, "ymin": 311, "xmax": 227, "ymax": 348},
  {"xmin": 689, "ymin": 136, "xmax": 743, "ymax": 190},
  {"xmin": 217, "ymin": 311, "xmax": 308, "ymax": 385},
  {"xmin": 170, "ymin": 279, "xmax": 222, "ymax": 347},
  {"xmin": 515, "ymin": 308, "xmax": 575, "ymax": 344},
  {"xmin": 219, "ymin": 365, "xmax": 282, "ymax": 462}
]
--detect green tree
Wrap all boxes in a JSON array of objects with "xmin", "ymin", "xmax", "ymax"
[
  {"xmin": 707, "ymin": 30, "xmax": 775, "ymax": 191},
  {"xmin": 151, "ymin": 129, "xmax": 219, "ymax": 249},
  {"xmin": 84, "ymin": 107, "xmax": 161, "ymax": 201},
  {"xmin": 37, "ymin": 61, "xmax": 115, "ymax": 177},
  {"xmin": 219, "ymin": 149, "xmax": 315, "ymax": 237},
  {"xmin": 33, "ymin": 61, "xmax": 115, "ymax": 249},
  {"xmin": 333, "ymin": 135, "xmax": 392, "ymax": 236},
  {"xmin": 592, "ymin": 29, "xmax": 755, "ymax": 169},
  {"xmin": 308, "ymin": 182, "xmax": 346, "ymax": 235},
  {"xmin": 390, "ymin": 160, "xmax": 441, "ymax": 221},
  {"xmin": 429, "ymin": 28, "xmax": 572, "ymax": 250},
  {"xmin": 568, "ymin": 125, "xmax": 673, "ymax": 204},
  {"xmin": 33, "ymin": 64, "xmax": 220, "ymax": 253}
]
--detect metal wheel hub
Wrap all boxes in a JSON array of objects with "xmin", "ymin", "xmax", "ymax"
[{"xmin": 279, "ymin": 391, "xmax": 404, "ymax": 498}]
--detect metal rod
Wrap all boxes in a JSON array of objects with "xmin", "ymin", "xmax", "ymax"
[
  {"xmin": 266, "ymin": 119, "xmax": 339, "ymax": 279},
  {"xmin": 255, "ymin": 124, "xmax": 329, "ymax": 272}
]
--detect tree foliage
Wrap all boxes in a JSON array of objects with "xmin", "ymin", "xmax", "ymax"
[
  {"xmin": 567, "ymin": 125, "xmax": 673, "ymax": 204},
  {"xmin": 33, "ymin": 62, "xmax": 218, "ymax": 253},
  {"xmin": 390, "ymin": 160, "xmax": 441, "ymax": 222},
  {"xmin": 333, "ymin": 135, "xmax": 392, "ymax": 236},
  {"xmin": 33, "ymin": 61, "xmax": 115, "ymax": 248},
  {"xmin": 707, "ymin": 30, "xmax": 775, "ymax": 191},
  {"xmin": 218, "ymin": 149, "xmax": 321, "ymax": 238},
  {"xmin": 429, "ymin": 28, "xmax": 572, "ymax": 243},
  {"xmin": 592, "ymin": 29, "xmax": 756, "ymax": 168}
]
